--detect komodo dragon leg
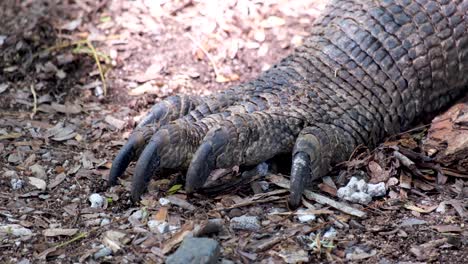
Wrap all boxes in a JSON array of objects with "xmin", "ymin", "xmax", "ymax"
[{"xmin": 110, "ymin": 0, "xmax": 468, "ymax": 208}]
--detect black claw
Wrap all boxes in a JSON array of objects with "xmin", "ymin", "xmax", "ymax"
[
  {"xmin": 131, "ymin": 139, "xmax": 161, "ymax": 202},
  {"xmin": 186, "ymin": 128, "xmax": 229, "ymax": 193},
  {"xmin": 289, "ymin": 151, "xmax": 310, "ymax": 208},
  {"xmin": 108, "ymin": 132, "xmax": 145, "ymax": 187}
]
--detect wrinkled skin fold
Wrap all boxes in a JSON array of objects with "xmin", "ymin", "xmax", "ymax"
[{"xmin": 109, "ymin": 0, "xmax": 468, "ymax": 208}]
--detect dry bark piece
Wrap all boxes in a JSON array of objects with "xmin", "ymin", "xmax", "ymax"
[
  {"xmin": 51, "ymin": 102, "xmax": 82, "ymax": 114},
  {"xmin": 28, "ymin": 177, "xmax": 47, "ymax": 191},
  {"xmin": 423, "ymin": 101, "xmax": 468, "ymax": 172},
  {"xmin": 410, "ymin": 238, "xmax": 447, "ymax": 261},
  {"xmin": 104, "ymin": 115, "xmax": 126, "ymax": 130},
  {"xmin": 48, "ymin": 173, "xmax": 67, "ymax": 189},
  {"xmin": 431, "ymin": 225, "xmax": 463, "ymax": 233},
  {"xmin": 43, "ymin": 228, "xmax": 79, "ymax": 237}
]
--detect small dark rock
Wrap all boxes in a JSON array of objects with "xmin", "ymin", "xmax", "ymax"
[
  {"xmin": 166, "ymin": 237, "xmax": 220, "ymax": 264},
  {"xmin": 228, "ymin": 208, "xmax": 243, "ymax": 218}
]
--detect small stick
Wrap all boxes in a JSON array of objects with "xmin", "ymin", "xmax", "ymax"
[
  {"xmin": 186, "ymin": 33, "xmax": 222, "ymax": 80},
  {"xmin": 86, "ymin": 40, "xmax": 107, "ymax": 96},
  {"xmin": 30, "ymin": 85, "xmax": 37, "ymax": 119}
]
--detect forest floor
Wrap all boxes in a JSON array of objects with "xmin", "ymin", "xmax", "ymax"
[{"xmin": 0, "ymin": 0, "xmax": 466, "ymax": 263}]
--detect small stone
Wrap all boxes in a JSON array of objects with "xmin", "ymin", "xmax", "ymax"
[
  {"xmin": 297, "ymin": 209, "xmax": 316, "ymax": 223},
  {"xmin": 355, "ymin": 179, "xmax": 368, "ymax": 192},
  {"xmin": 8, "ymin": 153, "xmax": 22, "ymax": 164},
  {"xmin": 258, "ymin": 181, "xmax": 269, "ymax": 191},
  {"xmin": 230, "ymin": 215, "xmax": 261, "ymax": 232},
  {"xmin": 148, "ymin": 220, "xmax": 169, "ymax": 234},
  {"xmin": 228, "ymin": 208, "xmax": 243, "ymax": 218},
  {"xmin": 11, "ymin": 178, "xmax": 24, "ymax": 190},
  {"xmin": 337, "ymin": 177, "xmax": 384, "ymax": 205},
  {"xmin": 166, "ymin": 237, "xmax": 220, "ymax": 264},
  {"xmin": 4, "ymin": 170, "xmax": 18, "ymax": 178},
  {"xmin": 100, "ymin": 219, "xmax": 111, "ymax": 226},
  {"xmin": 323, "ymin": 227, "xmax": 337, "ymax": 239},
  {"xmin": 159, "ymin": 197, "xmax": 170, "ymax": 206},
  {"xmin": 17, "ymin": 259, "xmax": 30, "ymax": 264},
  {"xmin": 89, "ymin": 193, "xmax": 104, "ymax": 208},
  {"xmin": 367, "ymin": 182, "xmax": 386, "ymax": 197},
  {"xmin": 349, "ymin": 192, "xmax": 372, "ymax": 204},
  {"xmin": 94, "ymin": 247, "xmax": 112, "ymax": 259}
]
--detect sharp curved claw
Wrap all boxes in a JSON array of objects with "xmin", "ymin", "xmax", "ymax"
[
  {"xmin": 289, "ymin": 151, "xmax": 310, "ymax": 208},
  {"xmin": 131, "ymin": 137, "xmax": 163, "ymax": 202},
  {"xmin": 108, "ymin": 132, "xmax": 146, "ymax": 187},
  {"xmin": 186, "ymin": 128, "xmax": 229, "ymax": 193}
]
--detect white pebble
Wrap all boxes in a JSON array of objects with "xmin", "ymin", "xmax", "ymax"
[
  {"xmin": 159, "ymin": 197, "xmax": 171, "ymax": 206},
  {"xmin": 337, "ymin": 177, "xmax": 386, "ymax": 205},
  {"xmin": 323, "ymin": 227, "xmax": 337, "ymax": 239},
  {"xmin": 297, "ymin": 209, "xmax": 316, "ymax": 223},
  {"xmin": 148, "ymin": 220, "xmax": 170, "ymax": 234},
  {"xmin": 367, "ymin": 182, "xmax": 386, "ymax": 197},
  {"xmin": 100, "ymin": 219, "xmax": 111, "ymax": 226},
  {"xmin": 11, "ymin": 178, "xmax": 24, "ymax": 190},
  {"xmin": 89, "ymin": 193, "xmax": 104, "ymax": 208}
]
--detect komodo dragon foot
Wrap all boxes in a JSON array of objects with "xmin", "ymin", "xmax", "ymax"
[{"xmin": 109, "ymin": 0, "xmax": 468, "ymax": 208}]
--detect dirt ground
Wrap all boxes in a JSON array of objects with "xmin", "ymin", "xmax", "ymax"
[{"xmin": 0, "ymin": 0, "xmax": 466, "ymax": 263}]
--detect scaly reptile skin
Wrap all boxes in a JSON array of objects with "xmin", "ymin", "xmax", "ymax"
[{"xmin": 109, "ymin": 0, "xmax": 468, "ymax": 207}]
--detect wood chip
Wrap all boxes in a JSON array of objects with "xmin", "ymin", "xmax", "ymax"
[
  {"xmin": 104, "ymin": 115, "xmax": 126, "ymax": 130},
  {"xmin": 43, "ymin": 228, "xmax": 79, "ymax": 237},
  {"xmin": 51, "ymin": 102, "xmax": 82, "ymax": 114},
  {"xmin": 404, "ymin": 203, "xmax": 438, "ymax": 214},
  {"xmin": 166, "ymin": 195, "xmax": 196, "ymax": 211},
  {"xmin": 48, "ymin": 173, "xmax": 67, "ymax": 189},
  {"xmin": 431, "ymin": 225, "xmax": 463, "ymax": 233},
  {"xmin": 28, "ymin": 177, "xmax": 46, "ymax": 191}
]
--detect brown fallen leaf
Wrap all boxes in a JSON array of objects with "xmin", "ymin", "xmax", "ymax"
[
  {"xmin": 318, "ymin": 183, "xmax": 337, "ymax": 196},
  {"xmin": 153, "ymin": 207, "xmax": 168, "ymax": 222},
  {"xmin": 162, "ymin": 222, "xmax": 194, "ymax": 254},
  {"xmin": 399, "ymin": 172, "xmax": 412, "ymax": 189},
  {"xmin": 368, "ymin": 160, "xmax": 390, "ymax": 183}
]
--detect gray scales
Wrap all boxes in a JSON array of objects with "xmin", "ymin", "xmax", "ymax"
[{"xmin": 109, "ymin": 0, "xmax": 468, "ymax": 207}]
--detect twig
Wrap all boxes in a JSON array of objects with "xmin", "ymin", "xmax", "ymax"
[
  {"xmin": 267, "ymin": 174, "xmax": 367, "ymax": 218},
  {"xmin": 38, "ymin": 39, "xmax": 109, "ymax": 96},
  {"xmin": 30, "ymin": 84, "xmax": 37, "ymax": 119},
  {"xmin": 217, "ymin": 195, "xmax": 285, "ymax": 211},
  {"xmin": 85, "ymin": 39, "xmax": 107, "ymax": 96},
  {"xmin": 56, "ymin": 232, "xmax": 87, "ymax": 248},
  {"xmin": 186, "ymin": 33, "xmax": 221, "ymax": 80}
]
